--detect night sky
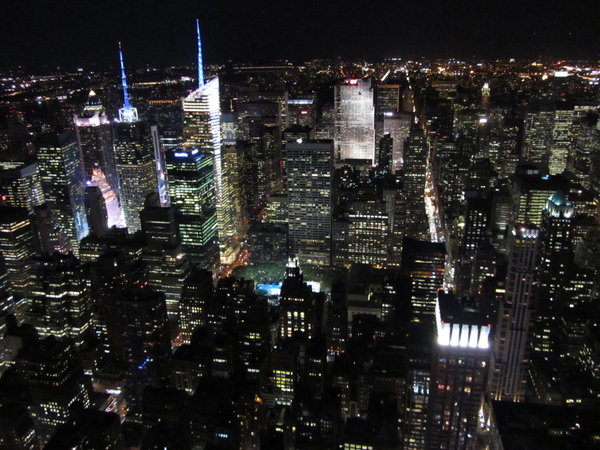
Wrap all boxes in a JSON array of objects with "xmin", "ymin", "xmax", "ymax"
[{"xmin": 1, "ymin": 0, "xmax": 599, "ymax": 70}]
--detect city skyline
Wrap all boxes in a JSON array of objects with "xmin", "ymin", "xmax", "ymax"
[{"xmin": 0, "ymin": 6, "xmax": 599, "ymax": 449}]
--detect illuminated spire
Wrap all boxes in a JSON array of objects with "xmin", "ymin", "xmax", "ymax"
[
  {"xmin": 196, "ymin": 19, "xmax": 204, "ymax": 88},
  {"xmin": 117, "ymin": 42, "xmax": 138, "ymax": 122}
]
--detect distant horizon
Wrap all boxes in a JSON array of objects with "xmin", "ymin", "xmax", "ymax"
[
  {"xmin": 1, "ymin": 0, "xmax": 599, "ymax": 71},
  {"xmin": 2, "ymin": 55, "xmax": 600, "ymax": 74}
]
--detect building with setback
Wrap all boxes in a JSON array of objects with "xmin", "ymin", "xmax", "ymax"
[
  {"xmin": 490, "ymin": 224, "xmax": 539, "ymax": 402},
  {"xmin": 182, "ymin": 23, "xmax": 240, "ymax": 265}
]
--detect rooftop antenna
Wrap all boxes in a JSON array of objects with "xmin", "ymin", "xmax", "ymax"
[
  {"xmin": 118, "ymin": 42, "xmax": 138, "ymax": 122},
  {"xmin": 196, "ymin": 19, "xmax": 205, "ymax": 88}
]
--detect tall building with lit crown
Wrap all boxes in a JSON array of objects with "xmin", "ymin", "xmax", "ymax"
[
  {"xmin": 490, "ymin": 224, "xmax": 539, "ymax": 402},
  {"xmin": 334, "ymin": 79, "xmax": 375, "ymax": 162},
  {"xmin": 427, "ymin": 293, "xmax": 491, "ymax": 450},
  {"xmin": 279, "ymin": 257, "xmax": 322, "ymax": 340},
  {"xmin": 286, "ymin": 139, "xmax": 333, "ymax": 266},
  {"xmin": 166, "ymin": 148, "xmax": 218, "ymax": 268},
  {"xmin": 37, "ymin": 131, "xmax": 89, "ymax": 255},
  {"xmin": 113, "ymin": 43, "xmax": 156, "ymax": 233},
  {"xmin": 73, "ymin": 90, "xmax": 120, "ymax": 204},
  {"xmin": 114, "ymin": 120, "xmax": 156, "ymax": 233},
  {"xmin": 532, "ymin": 191, "xmax": 574, "ymax": 355},
  {"xmin": 182, "ymin": 20, "xmax": 239, "ymax": 265}
]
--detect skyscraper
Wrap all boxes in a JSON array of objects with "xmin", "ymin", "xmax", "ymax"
[
  {"xmin": 114, "ymin": 120, "xmax": 156, "ymax": 233},
  {"xmin": 37, "ymin": 131, "xmax": 89, "ymax": 255},
  {"xmin": 334, "ymin": 79, "xmax": 375, "ymax": 162},
  {"xmin": 378, "ymin": 111, "xmax": 411, "ymax": 172},
  {"xmin": 118, "ymin": 288, "xmax": 171, "ymax": 414},
  {"xmin": 402, "ymin": 125, "xmax": 430, "ymax": 241},
  {"xmin": 27, "ymin": 254, "xmax": 93, "ymax": 348},
  {"xmin": 508, "ymin": 165, "xmax": 570, "ymax": 227},
  {"xmin": 279, "ymin": 257, "xmax": 320, "ymax": 340},
  {"xmin": 286, "ymin": 139, "xmax": 333, "ymax": 266},
  {"xmin": 15, "ymin": 337, "xmax": 91, "ymax": 446},
  {"xmin": 0, "ymin": 162, "xmax": 44, "ymax": 213},
  {"xmin": 179, "ymin": 267, "xmax": 213, "ymax": 344},
  {"xmin": 522, "ymin": 102, "xmax": 555, "ymax": 172},
  {"xmin": 73, "ymin": 90, "xmax": 120, "ymax": 207},
  {"xmin": 490, "ymin": 224, "xmax": 539, "ymax": 402},
  {"xmin": 182, "ymin": 20, "xmax": 239, "ymax": 266},
  {"xmin": 114, "ymin": 43, "xmax": 157, "ymax": 233},
  {"xmin": 427, "ymin": 293, "xmax": 491, "ymax": 449},
  {"xmin": 548, "ymin": 106, "xmax": 574, "ymax": 175},
  {"xmin": 166, "ymin": 148, "xmax": 218, "ymax": 268},
  {"xmin": 402, "ymin": 238, "xmax": 446, "ymax": 323},
  {"xmin": 0, "ymin": 207, "xmax": 34, "ymax": 309},
  {"xmin": 140, "ymin": 193, "xmax": 190, "ymax": 318},
  {"xmin": 533, "ymin": 191, "xmax": 574, "ymax": 355},
  {"xmin": 376, "ymin": 84, "xmax": 401, "ymax": 114}
]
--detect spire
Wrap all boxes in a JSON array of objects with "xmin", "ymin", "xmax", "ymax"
[
  {"xmin": 117, "ymin": 42, "xmax": 138, "ymax": 122},
  {"xmin": 196, "ymin": 19, "xmax": 205, "ymax": 88}
]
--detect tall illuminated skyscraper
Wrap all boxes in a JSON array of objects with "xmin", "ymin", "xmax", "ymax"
[
  {"xmin": 532, "ymin": 191, "xmax": 574, "ymax": 355},
  {"xmin": 114, "ymin": 43, "xmax": 157, "ymax": 233},
  {"xmin": 286, "ymin": 139, "xmax": 333, "ymax": 266},
  {"xmin": 377, "ymin": 111, "xmax": 411, "ymax": 172},
  {"xmin": 73, "ymin": 91, "xmax": 120, "ymax": 198},
  {"xmin": 182, "ymin": 20, "xmax": 239, "ymax": 265},
  {"xmin": 490, "ymin": 224, "xmax": 539, "ymax": 402},
  {"xmin": 166, "ymin": 148, "xmax": 218, "ymax": 268},
  {"xmin": 37, "ymin": 131, "xmax": 89, "ymax": 255},
  {"xmin": 427, "ymin": 293, "xmax": 491, "ymax": 449},
  {"xmin": 74, "ymin": 91, "xmax": 123, "ymax": 228},
  {"xmin": 334, "ymin": 78, "xmax": 375, "ymax": 162}
]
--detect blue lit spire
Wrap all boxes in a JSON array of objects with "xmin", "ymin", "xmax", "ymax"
[
  {"xmin": 196, "ymin": 19, "xmax": 204, "ymax": 88},
  {"xmin": 118, "ymin": 42, "xmax": 138, "ymax": 122}
]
